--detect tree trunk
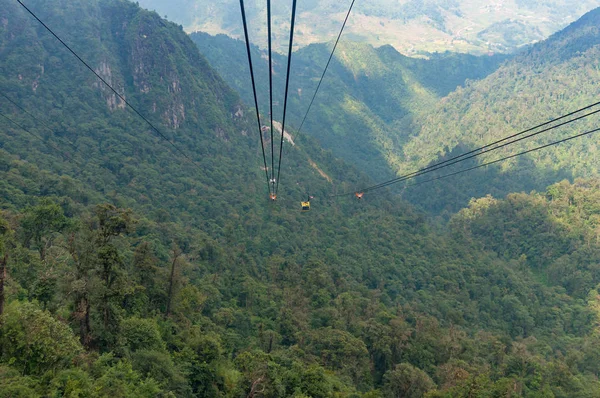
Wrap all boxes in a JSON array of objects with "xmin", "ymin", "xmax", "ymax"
[
  {"xmin": 247, "ymin": 376, "xmax": 265, "ymax": 398},
  {"xmin": 165, "ymin": 246, "xmax": 181, "ymax": 318},
  {"xmin": 0, "ymin": 254, "xmax": 7, "ymax": 317},
  {"xmin": 78, "ymin": 295, "xmax": 92, "ymax": 347}
]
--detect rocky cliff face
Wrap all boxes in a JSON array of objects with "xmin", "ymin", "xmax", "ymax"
[{"xmin": 0, "ymin": 0, "xmax": 241, "ymax": 135}]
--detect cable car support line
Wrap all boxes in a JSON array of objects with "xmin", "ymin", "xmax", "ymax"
[
  {"xmin": 364, "ymin": 107, "xmax": 600, "ymax": 193},
  {"xmin": 267, "ymin": 0, "xmax": 276, "ymax": 193},
  {"xmin": 0, "ymin": 91, "xmax": 79, "ymax": 152},
  {"xmin": 293, "ymin": 0, "xmax": 357, "ymax": 140},
  {"xmin": 239, "ymin": 0, "xmax": 272, "ymax": 195},
  {"xmin": 0, "ymin": 111, "xmax": 81, "ymax": 166},
  {"xmin": 364, "ymin": 105, "xmax": 600, "ymax": 192},
  {"xmin": 407, "ymin": 126, "xmax": 600, "ymax": 189},
  {"xmin": 0, "ymin": 91, "xmax": 108, "ymax": 166},
  {"xmin": 365, "ymin": 103, "xmax": 600, "ymax": 193},
  {"xmin": 333, "ymin": 101, "xmax": 600, "ymax": 197},
  {"xmin": 275, "ymin": 0, "xmax": 298, "ymax": 196}
]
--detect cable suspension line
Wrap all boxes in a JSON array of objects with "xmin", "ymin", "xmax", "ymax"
[
  {"xmin": 363, "ymin": 108, "xmax": 600, "ymax": 193},
  {"xmin": 0, "ymin": 91, "xmax": 117, "ymax": 169},
  {"xmin": 0, "ymin": 110, "xmax": 82, "ymax": 166},
  {"xmin": 0, "ymin": 91, "xmax": 79, "ymax": 151},
  {"xmin": 293, "ymin": 0, "xmax": 356, "ymax": 141},
  {"xmin": 267, "ymin": 0, "xmax": 276, "ymax": 193},
  {"xmin": 364, "ymin": 103, "xmax": 600, "ymax": 193},
  {"xmin": 335, "ymin": 101, "xmax": 600, "ymax": 197},
  {"xmin": 16, "ymin": 0, "xmax": 203, "ymax": 171},
  {"xmin": 275, "ymin": 0, "xmax": 298, "ymax": 196},
  {"xmin": 239, "ymin": 0, "xmax": 272, "ymax": 195},
  {"xmin": 406, "ymin": 126, "xmax": 600, "ymax": 189}
]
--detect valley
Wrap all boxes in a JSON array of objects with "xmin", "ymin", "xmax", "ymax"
[{"xmin": 1, "ymin": 0, "xmax": 600, "ymax": 396}]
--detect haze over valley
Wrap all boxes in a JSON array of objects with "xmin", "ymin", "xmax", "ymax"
[{"xmin": 138, "ymin": 0, "xmax": 600, "ymax": 54}]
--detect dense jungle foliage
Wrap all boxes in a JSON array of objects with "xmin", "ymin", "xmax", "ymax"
[{"xmin": 2, "ymin": 0, "xmax": 600, "ymax": 397}]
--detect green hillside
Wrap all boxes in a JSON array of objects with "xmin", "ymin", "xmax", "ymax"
[
  {"xmin": 191, "ymin": 32, "xmax": 508, "ymax": 179},
  {"xmin": 3, "ymin": 0, "xmax": 600, "ymax": 397},
  {"xmin": 398, "ymin": 7, "xmax": 600, "ymax": 214}
]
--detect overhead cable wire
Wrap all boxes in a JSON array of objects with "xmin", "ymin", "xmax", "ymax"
[
  {"xmin": 362, "ymin": 102, "xmax": 600, "ymax": 193},
  {"xmin": 361, "ymin": 107, "xmax": 600, "ymax": 193},
  {"xmin": 1, "ymin": 92, "xmax": 201, "ymax": 183},
  {"xmin": 0, "ymin": 110, "xmax": 82, "ymax": 166},
  {"xmin": 267, "ymin": 0, "xmax": 276, "ymax": 192},
  {"xmin": 405, "ymin": 126, "xmax": 600, "ymax": 189},
  {"xmin": 333, "ymin": 102, "xmax": 600, "ymax": 197},
  {"xmin": 275, "ymin": 0, "xmax": 298, "ymax": 196},
  {"xmin": 239, "ymin": 0, "xmax": 272, "ymax": 194},
  {"xmin": 16, "ymin": 0, "xmax": 202, "ymax": 171},
  {"xmin": 0, "ymin": 91, "xmax": 117, "ymax": 169},
  {"xmin": 293, "ymin": 0, "xmax": 356, "ymax": 140},
  {"xmin": 0, "ymin": 91, "xmax": 80, "ymax": 151}
]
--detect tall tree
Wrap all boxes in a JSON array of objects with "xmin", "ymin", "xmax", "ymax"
[
  {"xmin": 20, "ymin": 199, "xmax": 69, "ymax": 262},
  {"xmin": 93, "ymin": 204, "xmax": 135, "ymax": 350},
  {"xmin": 165, "ymin": 244, "xmax": 182, "ymax": 318},
  {"xmin": 0, "ymin": 216, "xmax": 9, "ymax": 317}
]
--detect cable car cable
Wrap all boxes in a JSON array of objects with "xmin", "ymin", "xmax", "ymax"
[
  {"xmin": 333, "ymin": 103, "xmax": 600, "ymax": 197},
  {"xmin": 275, "ymin": 0, "xmax": 298, "ymax": 196},
  {"xmin": 0, "ymin": 91, "xmax": 82, "ymax": 153},
  {"xmin": 239, "ymin": 0, "xmax": 272, "ymax": 194},
  {"xmin": 293, "ymin": 0, "xmax": 356, "ymax": 141},
  {"xmin": 405, "ymin": 126, "xmax": 600, "ymax": 190},
  {"xmin": 0, "ymin": 91, "xmax": 110, "ymax": 167},
  {"xmin": 363, "ymin": 109, "xmax": 600, "ymax": 192},
  {"xmin": 16, "ymin": 0, "xmax": 204, "ymax": 171},
  {"xmin": 0, "ymin": 111, "xmax": 82, "ymax": 166},
  {"xmin": 0, "ymin": 92, "xmax": 209, "ymax": 188},
  {"xmin": 362, "ymin": 105, "xmax": 600, "ymax": 193},
  {"xmin": 267, "ymin": 0, "xmax": 276, "ymax": 192},
  {"xmin": 361, "ymin": 108, "xmax": 600, "ymax": 193}
]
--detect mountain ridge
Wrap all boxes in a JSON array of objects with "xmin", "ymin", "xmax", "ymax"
[
  {"xmin": 138, "ymin": 0, "xmax": 600, "ymax": 55},
  {"xmin": 398, "ymin": 6, "xmax": 600, "ymax": 214}
]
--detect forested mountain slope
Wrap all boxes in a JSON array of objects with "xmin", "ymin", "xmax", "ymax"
[
  {"xmin": 3, "ymin": 0, "xmax": 600, "ymax": 396},
  {"xmin": 398, "ymin": 7, "xmax": 600, "ymax": 214},
  {"xmin": 137, "ymin": 0, "xmax": 600, "ymax": 55},
  {"xmin": 192, "ymin": 32, "xmax": 508, "ymax": 179},
  {"xmin": 0, "ymin": 0, "xmax": 359, "ymax": 229}
]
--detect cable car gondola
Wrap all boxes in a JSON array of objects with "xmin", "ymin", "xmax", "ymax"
[
  {"xmin": 301, "ymin": 194, "xmax": 312, "ymax": 211},
  {"xmin": 355, "ymin": 192, "xmax": 364, "ymax": 200}
]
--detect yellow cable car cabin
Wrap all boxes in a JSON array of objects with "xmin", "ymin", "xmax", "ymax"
[{"xmin": 301, "ymin": 201, "xmax": 311, "ymax": 211}]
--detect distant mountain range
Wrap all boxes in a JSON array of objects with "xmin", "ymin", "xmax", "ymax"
[{"xmin": 137, "ymin": 0, "xmax": 600, "ymax": 54}]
